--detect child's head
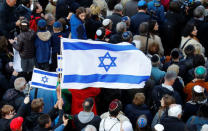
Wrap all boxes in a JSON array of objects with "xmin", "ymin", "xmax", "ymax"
[
  {"xmin": 31, "ymin": 98, "xmax": 44, "ymax": 113},
  {"xmin": 37, "ymin": 19, "xmax": 47, "ymax": 31},
  {"xmin": 20, "ymin": 19, "xmax": 29, "ymax": 32},
  {"xmin": 38, "ymin": 114, "xmax": 51, "ymax": 128},
  {"xmin": 53, "ymin": 21, "xmax": 63, "ymax": 33}
]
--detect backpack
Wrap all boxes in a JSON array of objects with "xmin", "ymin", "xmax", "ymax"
[{"xmin": 29, "ymin": 15, "xmax": 41, "ymax": 32}]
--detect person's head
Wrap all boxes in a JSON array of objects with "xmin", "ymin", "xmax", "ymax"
[
  {"xmin": 20, "ymin": 19, "xmax": 29, "ymax": 32},
  {"xmin": 182, "ymin": 21, "xmax": 197, "ymax": 37},
  {"xmin": 194, "ymin": 5, "xmax": 205, "ymax": 18},
  {"xmin": 122, "ymin": 16, "xmax": 131, "ymax": 27},
  {"xmin": 133, "ymin": 93, "xmax": 145, "ymax": 106},
  {"xmin": 102, "ymin": 19, "xmax": 112, "ymax": 30},
  {"xmin": 14, "ymin": 77, "xmax": 27, "ymax": 92},
  {"xmin": 96, "ymin": 27, "xmax": 106, "ymax": 40},
  {"xmin": 38, "ymin": 114, "xmax": 51, "ymax": 128},
  {"xmin": 148, "ymin": 42, "xmax": 160, "ymax": 55},
  {"xmin": 90, "ymin": 4, "xmax": 101, "ymax": 16},
  {"xmin": 169, "ymin": 0, "xmax": 181, "ymax": 13},
  {"xmin": 122, "ymin": 31, "xmax": 133, "ymax": 42},
  {"xmin": 191, "ymin": 85, "xmax": 206, "ymax": 102},
  {"xmin": 76, "ymin": 7, "xmax": 87, "ymax": 22},
  {"xmin": 44, "ymin": 13, "xmax": 55, "ymax": 26},
  {"xmin": 184, "ymin": 44, "xmax": 195, "ymax": 57},
  {"xmin": 107, "ymin": 0, "xmax": 121, "ymax": 11},
  {"xmin": 170, "ymin": 48, "xmax": 180, "ymax": 60},
  {"xmin": 32, "ymin": 2, "xmax": 42, "ymax": 14},
  {"xmin": 137, "ymin": 0, "xmax": 147, "ymax": 11},
  {"xmin": 58, "ymin": 17, "xmax": 68, "ymax": 32},
  {"xmin": 37, "ymin": 19, "xmax": 47, "ymax": 31},
  {"xmin": 164, "ymin": 71, "xmax": 177, "ymax": 85},
  {"xmin": 168, "ymin": 104, "xmax": 182, "ymax": 119},
  {"xmin": 114, "ymin": 3, "xmax": 123, "ymax": 15},
  {"xmin": 53, "ymin": 21, "xmax": 63, "ymax": 33},
  {"xmin": 167, "ymin": 64, "xmax": 179, "ymax": 76},
  {"xmin": 149, "ymin": 20, "xmax": 158, "ymax": 32},
  {"xmin": 0, "ymin": 35, "xmax": 8, "ymax": 52},
  {"xmin": 197, "ymin": 103, "xmax": 208, "ymax": 118},
  {"xmin": 139, "ymin": 22, "xmax": 148, "ymax": 35},
  {"xmin": 136, "ymin": 115, "xmax": 148, "ymax": 130},
  {"xmin": 151, "ymin": 54, "xmax": 160, "ymax": 67},
  {"xmin": 194, "ymin": 66, "xmax": 207, "ymax": 79},
  {"xmin": 31, "ymin": 98, "xmax": 44, "ymax": 113},
  {"xmin": 6, "ymin": 0, "xmax": 17, "ymax": 7},
  {"xmin": 10, "ymin": 117, "xmax": 24, "ymax": 131},
  {"xmin": 21, "ymin": 0, "xmax": 31, "ymax": 8},
  {"xmin": 1, "ymin": 105, "xmax": 15, "ymax": 119},
  {"xmin": 109, "ymin": 100, "xmax": 120, "ymax": 117},
  {"xmin": 116, "ymin": 22, "xmax": 127, "ymax": 33},
  {"xmin": 83, "ymin": 97, "xmax": 94, "ymax": 112},
  {"xmin": 160, "ymin": 94, "xmax": 176, "ymax": 108},
  {"xmin": 193, "ymin": 54, "xmax": 205, "ymax": 68},
  {"xmin": 83, "ymin": 125, "xmax": 97, "ymax": 131}
]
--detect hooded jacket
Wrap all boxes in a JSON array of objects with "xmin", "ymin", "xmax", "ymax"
[{"xmin": 35, "ymin": 31, "xmax": 51, "ymax": 63}]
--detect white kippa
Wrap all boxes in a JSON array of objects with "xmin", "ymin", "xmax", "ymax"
[
  {"xmin": 168, "ymin": 104, "xmax": 182, "ymax": 118},
  {"xmin": 193, "ymin": 85, "xmax": 204, "ymax": 93},
  {"xmin": 154, "ymin": 124, "xmax": 164, "ymax": 131},
  {"xmin": 201, "ymin": 124, "xmax": 208, "ymax": 131},
  {"xmin": 102, "ymin": 19, "xmax": 111, "ymax": 26},
  {"xmin": 96, "ymin": 29, "xmax": 102, "ymax": 36}
]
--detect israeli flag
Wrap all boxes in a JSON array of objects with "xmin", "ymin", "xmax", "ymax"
[
  {"xmin": 61, "ymin": 38, "xmax": 152, "ymax": 89},
  {"xmin": 31, "ymin": 68, "xmax": 58, "ymax": 90},
  {"xmin": 57, "ymin": 55, "xmax": 62, "ymax": 73}
]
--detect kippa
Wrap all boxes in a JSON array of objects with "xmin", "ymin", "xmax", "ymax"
[
  {"xmin": 154, "ymin": 124, "xmax": 164, "ymax": 131},
  {"xmin": 138, "ymin": 0, "xmax": 147, "ymax": 7},
  {"xmin": 137, "ymin": 115, "xmax": 147, "ymax": 128},
  {"xmin": 122, "ymin": 31, "xmax": 132, "ymax": 41},
  {"xmin": 109, "ymin": 101, "xmax": 119, "ymax": 111},
  {"xmin": 53, "ymin": 21, "xmax": 62, "ymax": 28},
  {"xmin": 201, "ymin": 124, "xmax": 208, "ymax": 131},
  {"xmin": 96, "ymin": 29, "xmax": 103, "ymax": 36},
  {"xmin": 20, "ymin": 19, "xmax": 29, "ymax": 26},
  {"xmin": 37, "ymin": 19, "xmax": 46, "ymax": 28},
  {"xmin": 151, "ymin": 54, "xmax": 160, "ymax": 63},
  {"xmin": 102, "ymin": 19, "xmax": 111, "ymax": 26},
  {"xmin": 10, "ymin": 117, "xmax": 24, "ymax": 131},
  {"xmin": 195, "ymin": 66, "xmax": 206, "ymax": 75},
  {"xmin": 168, "ymin": 104, "xmax": 182, "ymax": 117},
  {"xmin": 193, "ymin": 85, "xmax": 204, "ymax": 93},
  {"xmin": 122, "ymin": 16, "xmax": 129, "ymax": 22}
]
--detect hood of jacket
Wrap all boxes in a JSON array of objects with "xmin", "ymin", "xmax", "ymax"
[
  {"xmin": 78, "ymin": 111, "xmax": 95, "ymax": 124},
  {"xmin": 37, "ymin": 31, "xmax": 51, "ymax": 41}
]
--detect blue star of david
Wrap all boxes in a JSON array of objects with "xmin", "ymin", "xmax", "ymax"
[
  {"xmin": 98, "ymin": 52, "xmax": 117, "ymax": 72},
  {"xmin": 41, "ymin": 76, "xmax": 48, "ymax": 84}
]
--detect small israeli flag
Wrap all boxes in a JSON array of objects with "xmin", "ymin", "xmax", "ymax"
[
  {"xmin": 57, "ymin": 55, "xmax": 62, "ymax": 73},
  {"xmin": 31, "ymin": 68, "xmax": 59, "ymax": 90}
]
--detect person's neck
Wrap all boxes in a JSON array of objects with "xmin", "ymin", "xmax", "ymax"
[
  {"xmin": 138, "ymin": 10, "xmax": 146, "ymax": 13},
  {"xmin": 163, "ymin": 81, "xmax": 172, "ymax": 86}
]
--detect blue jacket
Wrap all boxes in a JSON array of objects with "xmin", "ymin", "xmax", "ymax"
[
  {"xmin": 147, "ymin": 0, "xmax": 165, "ymax": 23},
  {"xmin": 186, "ymin": 116, "xmax": 208, "ymax": 131},
  {"xmin": 70, "ymin": 14, "xmax": 87, "ymax": 39},
  {"xmin": 51, "ymin": 32, "xmax": 68, "ymax": 54},
  {"xmin": 35, "ymin": 31, "xmax": 51, "ymax": 63}
]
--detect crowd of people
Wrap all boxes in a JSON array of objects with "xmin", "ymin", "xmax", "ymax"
[{"xmin": 0, "ymin": 0, "xmax": 208, "ymax": 130}]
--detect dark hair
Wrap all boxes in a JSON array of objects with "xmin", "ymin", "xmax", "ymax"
[
  {"xmin": 193, "ymin": 54, "xmax": 205, "ymax": 68},
  {"xmin": 96, "ymin": 27, "xmax": 106, "ymax": 40},
  {"xmin": 76, "ymin": 7, "xmax": 86, "ymax": 18},
  {"xmin": 149, "ymin": 20, "xmax": 157, "ymax": 32},
  {"xmin": 169, "ymin": 1, "xmax": 181, "ymax": 13},
  {"xmin": 20, "ymin": 19, "xmax": 29, "ymax": 32},
  {"xmin": 184, "ymin": 45, "xmax": 195, "ymax": 57},
  {"xmin": 197, "ymin": 103, "xmax": 208, "ymax": 118},
  {"xmin": 58, "ymin": 17, "xmax": 67, "ymax": 32},
  {"xmin": 109, "ymin": 106, "xmax": 120, "ymax": 117},
  {"xmin": 182, "ymin": 21, "xmax": 195, "ymax": 37},
  {"xmin": 32, "ymin": 2, "xmax": 40, "ymax": 14},
  {"xmin": 107, "ymin": 0, "xmax": 121, "ymax": 11},
  {"xmin": 0, "ymin": 36, "xmax": 8, "ymax": 53},
  {"xmin": 21, "ymin": 0, "xmax": 30, "ymax": 6},
  {"xmin": 171, "ymin": 48, "xmax": 180, "ymax": 59},
  {"xmin": 83, "ymin": 97, "xmax": 94, "ymax": 112},
  {"xmin": 162, "ymin": 94, "xmax": 176, "ymax": 108},
  {"xmin": 192, "ymin": 88, "xmax": 206, "ymax": 103},
  {"xmin": 38, "ymin": 114, "xmax": 51, "ymax": 128}
]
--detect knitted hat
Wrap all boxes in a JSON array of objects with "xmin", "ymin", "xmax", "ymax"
[
  {"xmin": 10, "ymin": 117, "xmax": 24, "ymax": 131},
  {"xmin": 37, "ymin": 19, "xmax": 46, "ymax": 28},
  {"xmin": 138, "ymin": 0, "xmax": 147, "ymax": 7},
  {"xmin": 137, "ymin": 115, "xmax": 147, "ymax": 128},
  {"xmin": 53, "ymin": 21, "xmax": 62, "ymax": 28}
]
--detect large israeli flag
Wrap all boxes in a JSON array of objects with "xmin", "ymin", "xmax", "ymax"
[
  {"xmin": 31, "ymin": 68, "xmax": 58, "ymax": 90},
  {"xmin": 61, "ymin": 38, "xmax": 152, "ymax": 89}
]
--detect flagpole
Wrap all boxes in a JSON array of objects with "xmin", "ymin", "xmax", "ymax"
[{"xmin": 59, "ymin": 37, "xmax": 63, "ymax": 99}]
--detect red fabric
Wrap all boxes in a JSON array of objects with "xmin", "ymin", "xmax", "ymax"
[
  {"xmin": 161, "ymin": 0, "xmax": 170, "ymax": 11},
  {"xmin": 29, "ymin": 15, "xmax": 41, "ymax": 32},
  {"xmin": 10, "ymin": 117, "xmax": 24, "ymax": 131},
  {"xmin": 69, "ymin": 87, "xmax": 101, "ymax": 115}
]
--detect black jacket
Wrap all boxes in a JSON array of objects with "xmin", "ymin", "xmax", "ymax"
[{"xmin": 161, "ymin": 116, "xmax": 187, "ymax": 131}]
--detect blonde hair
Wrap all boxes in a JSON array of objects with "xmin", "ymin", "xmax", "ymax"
[
  {"xmin": 90, "ymin": 4, "xmax": 101, "ymax": 16},
  {"xmin": 1, "ymin": 105, "xmax": 14, "ymax": 117},
  {"xmin": 133, "ymin": 93, "xmax": 145, "ymax": 106},
  {"xmin": 167, "ymin": 64, "xmax": 179, "ymax": 75}
]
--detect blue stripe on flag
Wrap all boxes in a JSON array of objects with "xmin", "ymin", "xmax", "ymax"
[
  {"xmin": 63, "ymin": 74, "xmax": 149, "ymax": 84},
  {"xmin": 31, "ymin": 82, "xmax": 57, "ymax": 89},
  {"xmin": 34, "ymin": 69, "xmax": 58, "ymax": 77},
  {"xmin": 63, "ymin": 42, "xmax": 138, "ymax": 51},
  {"xmin": 58, "ymin": 57, "xmax": 62, "ymax": 60}
]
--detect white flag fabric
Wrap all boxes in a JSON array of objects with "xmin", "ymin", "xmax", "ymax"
[
  {"xmin": 57, "ymin": 55, "xmax": 62, "ymax": 73},
  {"xmin": 61, "ymin": 38, "xmax": 152, "ymax": 89},
  {"xmin": 31, "ymin": 68, "xmax": 58, "ymax": 90}
]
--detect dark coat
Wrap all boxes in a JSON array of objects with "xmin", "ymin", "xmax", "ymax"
[
  {"xmin": 124, "ymin": 104, "xmax": 152, "ymax": 128},
  {"xmin": 130, "ymin": 12, "xmax": 150, "ymax": 35},
  {"xmin": 161, "ymin": 116, "xmax": 187, "ymax": 131},
  {"xmin": 15, "ymin": 4, "xmax": 31, "ymax": 20},
  {"xmin": 0, "ymin": 1, "xmax": 17, "ymax": 38},
  {"xmin": 75, "ymin": 0, "xmax": 92, "ymax": 7},
  {"xmin": 109, "ymin": 33, "xmax": 123, "ymax": 44},
  {"xmin": 106, "ymin": 13, "xmax": 122, "ymax": 33},
  {"xmin": 51, "ymin": 32, "xmax": 68, "ymax": 54},
  {"xmin": 13, "ymin": 30, "xmax": 36, "ymax": 59}
]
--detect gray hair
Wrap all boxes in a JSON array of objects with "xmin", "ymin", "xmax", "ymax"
[
  {"xmin": 165, "ymin": 71, "xmax": 177, "ymax": 81},
  {"xmin": 44, "ymin": 13, "xmax": 55, "ymax": 25},
  {"xmin": 116, "ymin": 22, "xmax": 127, "ymax": 33},
  {"xmin": 14, "ymin": 77, "xmax": 26, "ymax": 91},
  {"xmin": 114, "ymin": 3, "xmax": 123, "ymax": 12},
  {"xmin": 83, "ymin": 125, "xmax": 97, "ymax": 131},
  {"xmin": 194, "ymin": 5, "xmax": 205, "ymax": 18}
]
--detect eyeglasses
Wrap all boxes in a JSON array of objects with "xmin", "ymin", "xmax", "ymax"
[{"xmin": 9, "ymin": 110, "xmax": 16, "ymax": 116}]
